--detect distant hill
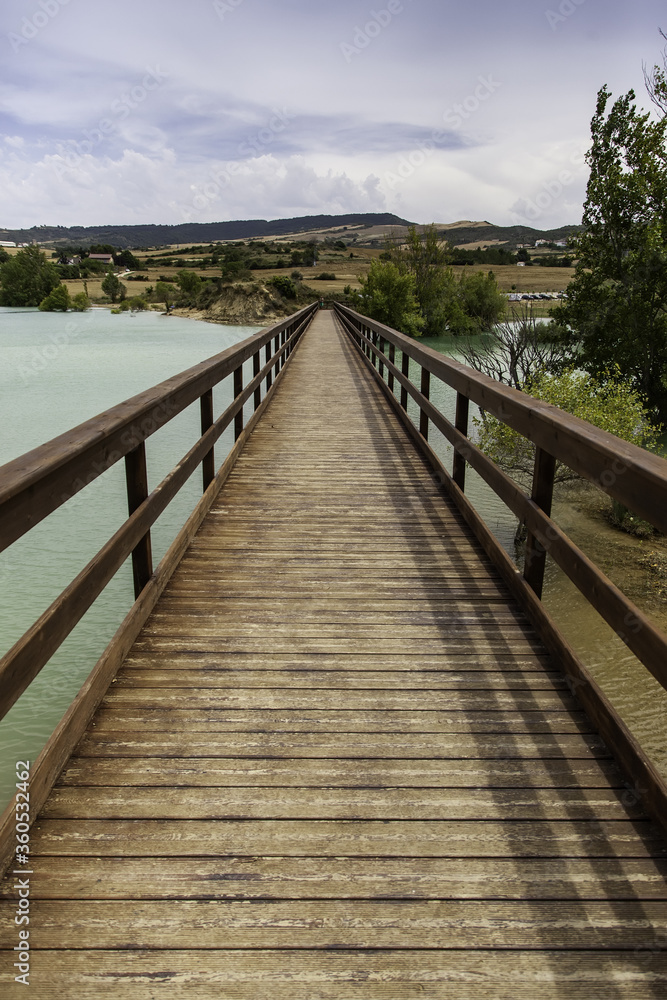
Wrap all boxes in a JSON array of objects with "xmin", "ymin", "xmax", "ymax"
[
  {"xmin": 0, "ymin": 213, "xmax": 583, "ymax": 251},
  {"xmin": 0, "ymin": 214, "xmax": 413, "ymax": 250},
  {"xmin": 432, "ymin": 221, "xmax": 583, "ymax": 249}
]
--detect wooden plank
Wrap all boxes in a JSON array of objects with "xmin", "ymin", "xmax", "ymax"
[
  {"xmin": 113, "ymin": 668, "xmax": 569, "ymax": 690},
  {"xmin": 26, "ymin": 818, "xmax": 666, "ymax": 857},
  {"xmin": 74, "ymin": 731, "xmax": 612, "ymax": 758},
  {"xmin": 117, "ymin": 651, "xmax": 555, "ymax": 672},
  {"xmin": 89, "ymin": 708, "xmax": 594, "ymax": 735},
  {"xmin": 2, "ymin": 950, "xmax": 667, "ymax": 1000},
  {"xmin": 58, "ymin": 756, "xmax": 623, "ymax": 787},
  {"xmin": 100, "ymin": 687, "xmax": 579, "ymax": 712},
  {"xmin": 9, "ymin": 855, "xmax": 667, "ymax": 901},
  {"xmin": 3, "ymin": 899, "xmax": 667, "ymax": 950},
  {"xmin": 40, "ymin": 786, "xmax": 644, "ymax": 821}
]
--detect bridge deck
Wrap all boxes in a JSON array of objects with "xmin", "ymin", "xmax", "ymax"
[{"xmin": 2, "ymin": 311, "xmax": 667, "ymax": 997}]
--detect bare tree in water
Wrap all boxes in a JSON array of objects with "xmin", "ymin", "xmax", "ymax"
[{"xmin": 458, "ymin": 305, "xmax": 570, "ymax": 390}]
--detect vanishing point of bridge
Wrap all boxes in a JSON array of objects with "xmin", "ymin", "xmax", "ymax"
[{"xmin": 1, "ymin": 305, "xmax": 667, "ymax": 997}]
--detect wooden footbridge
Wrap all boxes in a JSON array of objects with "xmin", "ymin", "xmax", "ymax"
[{"xmin": 2, "ymin": 303, "xmax": 667, "ymax": 997}]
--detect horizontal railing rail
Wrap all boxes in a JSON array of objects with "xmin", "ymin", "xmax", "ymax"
[
  {"xmin": 334, "ymin": 303, "xmax": 667, "ymax": 777},
  {"xmin": 0, "ymin": 302, "xmax": 318, "ymax": 723}
]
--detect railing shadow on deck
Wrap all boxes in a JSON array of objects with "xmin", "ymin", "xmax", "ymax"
[
  {"xmin": 0, "ymin": 302, "xmax": 319, "ymax": 874},
  {"xmin": 334, "ymin": 300, "xmax": 667, "ymax": 837}
]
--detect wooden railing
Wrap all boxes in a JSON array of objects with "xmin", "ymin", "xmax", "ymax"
[
  {"xmin": 0, "ymin": 302, "xmax": 318, "ymax": 870},
  {"xmin": 334, "ymin": 301, "xmax": 667, "ymax": 828}
]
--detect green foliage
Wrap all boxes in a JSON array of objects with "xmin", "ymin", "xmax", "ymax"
[
  {"xmin": 176, "ymin": 270, "xmax": 202, "ymax": 303},
  {"xmin": 101, "ymin": 270, "xmax": 126, "ymax": 303},
  {"xmin": 38, "ymin": 283, "xmax": 70, "ymax": 312},
  {"xmin": 0, "ymin": 245, "xmax": 60, "ymax": 306},
  {"xmin": 0, "ymin": 249, "xmax": 10, "ymax": 264},
  {"xmin": 71, "ymin": 291, "xmax": 91, "ymax": 312},
  {"xmin": 457, "ymin": 270, "xmax": 508, "ymax": 333},
  {"xmin": 350, "ymin": 260, "xmax": 424, "ymax": 337},
  {"xmin": 475, "ymin": 368, "xmax": 660, "ymax": 489},
  {"xmin": 314, "ymin": 272, "xmax": 336, "ymax": 281},
  {"xmin": 119, "ymin": 296, "xmax": 149, "ymax": 312},
  {"xmin": 114, "ymin": 249, "xmax": 142, "ymax": 270},
  {"xmin": 386, "ymin": 225, "xmax": 505, "ymax": 335},
  {"xmin": 553, "ymin": 86, "xmax": 667, "ymax": 418},
  {"xmin": 268, "ymin": 275, "xmax": 298, "ymax": 299},
  {"xmin": 155, "ymin": 281, "xmax": 176, "ymax": 309}
]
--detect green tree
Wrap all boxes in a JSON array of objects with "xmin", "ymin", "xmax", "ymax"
[
  {"xmin": 350, "ymin": 260, "xmax": 424, "ymax": 337},
  {"xmin": 155, "ymin": 280, "xmax": 176, "ymax": 311},
  {"xmin": 71, "ymin": 291, "xmax": 90, "ymax": 312},
  {"xmin": 38, "ymin": 284, "xmax": 70, "ymax": 312},
  {"xmin": 553, "ymin": 86, "xmax": 667, "ymax": 418},
  {"xmin": 268, "ymin": 275, "xmax": 297, "ymax": 299},
  {"xmin": 102, "ymin": 270, "xmax": 126, "ymax": 303},
  {"xmin": 176, "ymin": 270, "xmax": 202, "ymax": 304},
  {"xmin": 387, "ymin": 225, "xmax": 505, "ymax": 335},
  {"xmin": 388, "ymin": 224, "xmax": 452, "ymax": 335},
  {"xmin": 475, "ymin": 367, "xmax": 660, "ymax": 489},
  {"xmin": 457, "ymin": 270, "xmax": 507, "ymax": 332},
  {"xmin": 0, "ymin": 245, "xmax": 60, "ymax": 306}
]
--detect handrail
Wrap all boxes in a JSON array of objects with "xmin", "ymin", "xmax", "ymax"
[
  {"xmin": 0, "ymin": 302, "xmax": 319, "ymax": 722},
  {"xmin": 333, "ymin": 302, "xmax": 667, "ymax": 698}
]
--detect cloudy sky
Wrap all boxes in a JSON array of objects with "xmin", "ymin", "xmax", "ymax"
[{"xmin": 0, "ymin": 0, "xmax": 664, "ymax": 230}]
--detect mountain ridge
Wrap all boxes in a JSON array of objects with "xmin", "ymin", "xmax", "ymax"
[{"xmin": 0, "ymin": 213, "xmax": 583, "ymax": 250}]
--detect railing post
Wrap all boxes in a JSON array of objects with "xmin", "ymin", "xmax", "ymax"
[
  {"xmin": 125, "ymin": 442, "xmax": 153, "ymax": 599},
  {"xmin": 233, "ymin": 365, "xmax": 244, "ymax": 441},
  {"xmin": 371, "ymin": 331, "xmax": 378, "ymax": 369},
  {"xmin": 378, "ymin": 336, "xmax": 385, "ymax": 379},
  {"xmin": 200, "ymin": 389, "xmax": 215, "ymax": 491},
  {"xmin": 253, "ymin": 351, "xmax": 261, "ymax": 411},
  {"xmin": 524, "ymin": 447, "xmax": 557, "ymax": 599},
  {"xmin": 401, "ymin": 352, "xmax": 410, "ymax": 411},
  {"xmin": 265, "ymin": 341, "xmax": 272, "ymax": 391},
  {"xmin": 388, "ymin": 343, "xmax": 395, "ymax": 393},
  {"xmin": 453, "ymin": 392, "xmax": 470, "ymax": 492},
  {"xmin": 274, "ymin": 333, "xmax": 280, "ymax": 379},
  {"xmin": 419, "ymin": 367, "xmax": 431, "ymax": 441}
]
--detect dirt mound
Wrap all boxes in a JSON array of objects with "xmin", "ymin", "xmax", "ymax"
[{"xmin": 174, "ymin": 282, "xmax": 303, "ymax": 326}]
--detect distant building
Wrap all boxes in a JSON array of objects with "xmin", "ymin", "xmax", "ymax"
[
  {"xmin": 0, "ymin": 241, "xmax": 17, "ymax": 248},
  {"xmin": 88, "ymin": 253, "xmax": 114, "ymax": 265}
]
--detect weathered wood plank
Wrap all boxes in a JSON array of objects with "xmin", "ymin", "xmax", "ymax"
[
  {"xmin": 8, "ymin": 855, "xmax": 666, "ymax": 901},
  {"xmin": 100, "ymin": 687, "xmax": 579, "ymax": 712},
  {"xmin": 89, "ymin": 707, "xmax": 594, "ymax": 734},
  {"xmin": 26, "ymin": 818, "xmax": 666, "ymax": 857},
  {"xmin": 113, "ymin": 667, "xmax": 568, "ymax": 691},
  {"xmin": 40, "ymin": 786, "xmax": 644, "ymax": 821},
  {"xmin": 3, "ymin": 899, "xmax": 667, "ymax": 950},
  {"xmin": 58, "ymin": 755, "xmax": 623, "ymax": 787},
  {"xmin": 73, "ymin": 731, "xmax": 612, "ymax": 758},
  {"xmin": 2, "ymin": 950, "xmax": 667, "ymax": 1000}
]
